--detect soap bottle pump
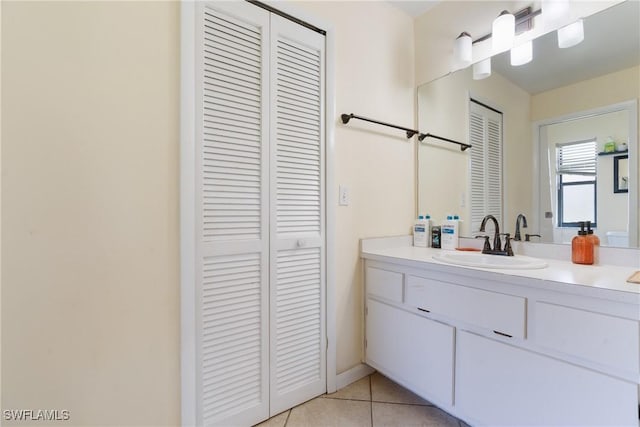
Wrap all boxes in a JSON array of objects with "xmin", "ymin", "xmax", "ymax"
[
  {"xmin": 585, "ymin": 221, "xmax": 600, "ymax": 264},
  {"xmin": 571, "ymin": 222, "xmax": 593, "ymax": 265}
]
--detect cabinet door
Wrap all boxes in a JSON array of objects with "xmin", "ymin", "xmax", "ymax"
[
  {"xmin": 366, "ymin": 299, "xmax": 454, "ymax": 407},
  {"xmin": 456, "ymin": 331, "xmax": 638, "ymax": 427}
]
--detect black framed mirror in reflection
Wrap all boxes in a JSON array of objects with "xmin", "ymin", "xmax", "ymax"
[
  {"xmin": 417, "ymin": 0, "xmax": 640, "ymax": 248},
  {"xmin": 614, "ymin": 155, "xmax": 629, "ymax": 194}
]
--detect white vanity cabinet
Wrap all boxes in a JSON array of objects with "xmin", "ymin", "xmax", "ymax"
[
  {"xmin": 365, "ymin": 266, "xmax": 455, "ymax": 408},
  {"xmin": 456, "ymin": 330, "xmax": 638, "ymax": 426},
  {"xmin": 363, "ymin": 256, "xmax": 640, "ymax": 427}
]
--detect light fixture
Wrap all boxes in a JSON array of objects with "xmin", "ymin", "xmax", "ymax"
[
  {"xmin": 492, "ymin": 10, "xmax": 515, "ymax": 53},
  {"xmin": 453, "ymin": 32, "xmax": 472, "ymax": 69},
  {"xmin": 510, "ymin": 40, "xmax": 532, "ymax": 66},
  {"xmin": 557, "ymin": 19, "xmax": 584, "ymax": 48},
  {"xmin": 542, "ymin": 0, "xmax": 570, "ymax": 30},
  {"xmin": 473, "ymin": 58, "xmax": 491, "ymax": 80}
]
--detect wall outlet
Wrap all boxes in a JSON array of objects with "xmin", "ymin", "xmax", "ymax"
[{"xmin": 339, "ymin": 185, "xmax": 350, "ymax": 206}]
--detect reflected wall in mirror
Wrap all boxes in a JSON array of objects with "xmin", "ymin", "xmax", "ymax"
[
  {"xmin": 536, "ymin": 103, "xmax": 636, "ymax": 246},
  {"xmin": 417, "ymin": 0, "xmax": 640, "ymax": 247}
]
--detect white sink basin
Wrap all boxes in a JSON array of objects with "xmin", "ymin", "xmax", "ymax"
[{"xmin": 433, "ymin": 252, "xmax": 548, "ymax": 270}]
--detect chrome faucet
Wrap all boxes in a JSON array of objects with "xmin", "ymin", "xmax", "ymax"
[{"xmin": 514, "ymin": 214, "xmax": 528, "ymax": 241}]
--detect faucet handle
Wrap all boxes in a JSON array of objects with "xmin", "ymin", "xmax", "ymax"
[
  {"xmin": 500, "ymin": 233, "xmax": 514, "ymax": 256},
  {"xmin": 525, "ymin": 233, "xmax": 541, "ymax": 242},
  {"xmin": 475, "ymin": 235, "xmax": 491, "ymax": 253}
]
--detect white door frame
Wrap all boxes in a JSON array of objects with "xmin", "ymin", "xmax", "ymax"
[{"xmin": 180, "ymin": 2, "xmax": 337, "ymax": 425}]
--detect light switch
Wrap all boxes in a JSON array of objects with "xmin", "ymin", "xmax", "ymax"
[{"xmin": 339, "ymin": 185, "xmax": 350, "ymax": 206}]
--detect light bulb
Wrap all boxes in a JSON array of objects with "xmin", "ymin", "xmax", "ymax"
[
  {"xmin": 511, "ymin": 40, "xmax": 532, "ymax": 66},
  {"xmin": 492, "ymin": 11, "xmax": 515, "ymax": 54},
  {"xmin": 473, "ymin": 58, "xmax": 491, "ymax": 80},
  {"xmin": 558, "ymin": 19, "xmax": 584, "ymax": 48},
  {"xmin": 542, "ymin": 0, "xmax": 570, "ymax": 30},
  {"xmin": 454, "ymin": 32, "xmax": 473, "ymax": 69}
]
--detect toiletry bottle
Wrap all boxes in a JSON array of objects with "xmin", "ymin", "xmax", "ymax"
[
  {"xmin": 571, "ymin": 222, "xmax": 593, "ymax": 265},
  {"xmin": 424, "ymin": 214, "xmax": 432, "ymax": 247},
  {"xmin": 413, "ymin": 215, "xmax": 428, "ymax": 247},
  {"xmin": 431, "ymin": 226, "xmax": 441, "ymax": 248},
  {"xmin": 441, "ymin": 215, "xmax": 459, "ymax": 250},
  {"xmin": 585, "ymin": 221, "xmax": 600, "ymax": 264}
]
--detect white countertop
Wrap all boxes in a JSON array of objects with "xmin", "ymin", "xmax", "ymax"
[{"xmin": 361, "ymin": 236, "xmax": 640, "ymax": 306}]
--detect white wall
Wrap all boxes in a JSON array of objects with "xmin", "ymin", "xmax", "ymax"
[
  {"xmin": 1, "ymin": 0, "xmax": 415, "ymax": 424},
  {"xmin": 531, "ymin": 66, "xmax": 640, "ymax": 123},
  {"xmin": 294, "ymin": 1, "xmax": 416, "ymax": 375},
  {"xmin": 2, "ymin": 2, "xmax": 180, "ymax": 425}
]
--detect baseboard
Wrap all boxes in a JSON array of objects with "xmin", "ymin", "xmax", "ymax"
[{"xmin": 335, "ymin": 363, "xmax": 375, "ymax": 391}]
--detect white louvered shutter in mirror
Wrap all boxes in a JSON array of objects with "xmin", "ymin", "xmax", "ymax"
[
  {"xmin": 196, "ymin": 3, "xmax": 270, "ymax": 426},
  {"xmin": 469, "ymin": 100, "xmax": 503, "ymax": 235},
  {"xmin": 189, "ymin": 2, "xmax": 326, "ymax": 426},
  {"xmin": 269, "ymin": 14, "xmax": 326, "ymax": 415}
]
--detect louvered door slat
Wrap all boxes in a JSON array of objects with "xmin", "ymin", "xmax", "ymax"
[
  {"xmin": 274, "ymin": 247, "xmax": 322, "ymax": 394},
  {"xmin": 269, "ymin": 13, "xmax": 325, "ymax": 415},
  {"xmin": 196, "ymin": 3, "xmax": 270, "ymax": 426},
  {"xmin": 469, "ymin": 101, "xmax": 503, "ymax": 234},
  {"xmin": 189, "ymin": 3, "xmax": 325, "ymax": 426}
]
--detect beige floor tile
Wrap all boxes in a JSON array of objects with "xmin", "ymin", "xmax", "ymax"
[
  {"xmin": 324, "ymin": 376, "xmax": 371, "ymax": 401},
  {"xmin": 253, "ymin": 409, "xmax": 289, "ymax": 427},
  {"xmin": 371, "ymin": 373, "xmax": 431, "ymax": 405},
  {"xmin": 287, "ymin": 396, "xmax": 371, "ymax": 427},
  {"xmin": 372, "ymin": 402, "xmax": 459, "ymax": 427}
]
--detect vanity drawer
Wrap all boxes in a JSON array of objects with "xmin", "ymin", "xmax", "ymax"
[
  {"xmin": 406, "ymin": 275, "xmax": 526, "ymax": 339},
  {"xmin": 366, "ymin": 266, "xmax": 403, "ymax": 303},
  {"xmin": 534, "ymin": 302, "xmax": 640, "ymax": 374}
]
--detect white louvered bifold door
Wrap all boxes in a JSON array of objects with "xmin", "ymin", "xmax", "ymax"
[
  {"xmin": 195, "ymin": 3, "xmax": 270, "ymax": 426},
  {"xmin": 269, "ymin": 14, "xmax": 326, "ymax": 415},
  {"xmin": 469, "ymin": 101, "xmax": 503, "ymax": 234}
]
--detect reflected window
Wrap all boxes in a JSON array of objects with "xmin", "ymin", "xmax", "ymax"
[{"xmin": 556, "ymin": 139, "xmax": 597, "ymax": 227}]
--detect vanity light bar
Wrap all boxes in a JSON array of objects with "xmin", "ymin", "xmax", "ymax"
[
  {"xmin": 473, "ymin": 7, "xmax": 541, "ymax": 45},
  {"xmin": 340, "ymin": 113, "xmax": 472, "ymax": 151}
]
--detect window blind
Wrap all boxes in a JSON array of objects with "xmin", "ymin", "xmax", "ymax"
[{"xmin": 556, "ymin": 139, "xmax": 597, "ymax": 176}]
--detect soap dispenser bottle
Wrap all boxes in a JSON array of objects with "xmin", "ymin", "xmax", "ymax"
[
  {"xmin": 571, "ymin": 222, "xmax": 593, "ymax": 265},
  {"xmin": 413, "ymin": 215, "xmax": 428, "ymax": 247},
  {"xmin": 441, "ymin": 215, "xmax": 459, "ymax": 250},
  {"xmin": 585, "ymin": 221, "xmax": 600, "ymax": 264}
]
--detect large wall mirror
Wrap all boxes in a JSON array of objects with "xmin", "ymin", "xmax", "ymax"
[{"xmin": 417, "ymin": 0, "xmax": 639, "ymax": 248}]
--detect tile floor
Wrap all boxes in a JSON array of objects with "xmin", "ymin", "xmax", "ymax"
[{"xmin": 256, "ymin": 372, "xmax": 469, "ymax": 427}]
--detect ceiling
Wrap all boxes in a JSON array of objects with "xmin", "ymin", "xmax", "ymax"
[
  {"xmin": 390, "ymin": 0, "xmax": 639, "ymax": 94},
  {"xmin": 492, "ymin": 0, "xmax": 640, "ymax": 94},
  {"xmin": 387, "ymin": 0, "xmax": 440, "ymax": 17}
]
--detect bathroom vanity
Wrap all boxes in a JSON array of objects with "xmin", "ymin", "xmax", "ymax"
[{"xmin": 362, "ymin": 236, "xmax": 640, "ymax": 426}]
